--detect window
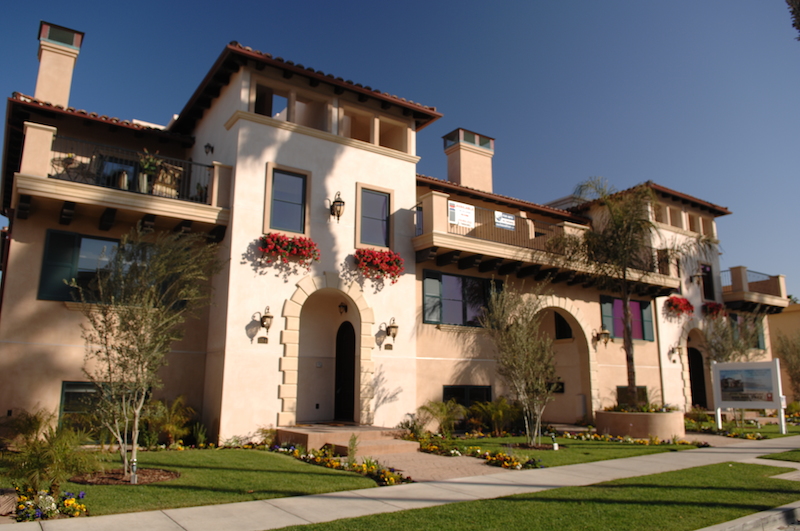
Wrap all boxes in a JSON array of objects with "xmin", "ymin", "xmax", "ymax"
[
  {"xmin": 657, "ymin": 249, "xmax": 671, "ymax": 276},
  {"xmin": 268, "ymin": 169, "xmax": 307, "ymax": 234},
  {"xmin": 38, "ymin": 231, "xmax": 118, "ymax": 301},
  {"xmin": 255, "ymin": 85, "xmax": 288, "ymax": 121},
  {"xmin": 600, "ymin": 296, "xmax": 654, "ymax": 341},
  {"xmin": 443, "ymin": 385, "xmax": 491, "ymax": 407},
  {"xmin": 423, "ymin": 271, "xmax": 498, "ymax": 326},
  {"xmin": 700, "ymin": 263, "xmax": 714, "ymax": 300},
  {"xmin": 360, "ymin": 188, "xmax": 390, "ymax": 247},
  {"xmin": 616, "ymin": 386, "xmax": 648, "ymax": 405}
]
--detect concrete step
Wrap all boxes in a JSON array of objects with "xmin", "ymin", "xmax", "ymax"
[
  {"xmin": 332, "ymin": 438, "xmax": 419, "ymax": 457},
  {"xmin": 276, "ymin": 426, "xmax": 404, "ymax": 450}
]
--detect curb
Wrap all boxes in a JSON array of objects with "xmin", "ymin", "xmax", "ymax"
[{"xmin": 694, "ymin": 500, "xmax": 800, "ymax": 531}]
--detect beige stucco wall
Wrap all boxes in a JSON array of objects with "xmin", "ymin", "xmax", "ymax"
[{"xmin": 768, "ymin": 304, "xmax": 800, "ymax": 403}]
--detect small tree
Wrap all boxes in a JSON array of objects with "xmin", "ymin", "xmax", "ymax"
[
  {"xmin": 701, "ymin": 310, "xmax": 764, "ymax": 364},
  {"xmin": 550, "ymin": 178, "xmax": 709, "ymax": 406},
  {"xmin": 776, "ymin": 331, "xmax": 800, "ymax": 397},
  {"xmin": 72, "ymin": 227, "xmax": 220, "ymax": 480},
  {"xmin": 418, "ymin": 399, "xmax": 465, "ymax": 438},
  {"xmin": 480, "ymin": 282, "xmax": 557, "ymax": 446}
]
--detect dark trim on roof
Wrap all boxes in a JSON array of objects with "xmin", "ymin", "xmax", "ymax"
[
  {"xmin": 568, "ymin": 181, "xmax": 731, "ymax": 218},
  {"xmin": 416, "ymin": 174, "xmax": 590, "ymax": 224},
  {"xmin": 170, "ymin": 43, "xmax": 443, "ymax": 136}
]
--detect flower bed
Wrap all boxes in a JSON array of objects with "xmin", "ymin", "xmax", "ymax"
[
  {"xmin": 259, "ymin": 233, "xmax": 320, "ymax": 270},
  {"xmin": 354, "ymin": 248, "xmax": 404, "ymax": 284},
  {"xmin": 271, "ymin": 443, "xmax": 411, "ymax": 486},
  {"xmin": 14, "ymin": 488, "xmax": 87, "ymax": 522}
]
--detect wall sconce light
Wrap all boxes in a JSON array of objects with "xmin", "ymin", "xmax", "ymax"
[
  {"xmin": 690, "ymin": 273, "xmax": 703, "ymax": 285},
  {"xmin": 330, "ymin": 192, "xmax": 345, "ymax": 222},
  {"xmin": 338, "ymin": 302, "xmax": 348, "ymax": 315},
  {"xmin": 260, "ymin": 306, "xmax": 273, "ymax": 334},
  {"xmin": 669, "ymin": 346, "xmax": 682, "ymax": 363},
  {"xmin": 204, "ymin": 143, "xmax": 214, "ymax": 155},
  {"xmin": 593, "ymin": 327, "xmax": 611, "ymax": 346},
  {"xmin": 386, "ymin": 317, "xmax": 399, "ymax": 342}
]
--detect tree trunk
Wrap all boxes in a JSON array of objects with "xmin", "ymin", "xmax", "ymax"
[{"xmin": 622, "ymin": 284, "xmax": 639, "ymax": 407}]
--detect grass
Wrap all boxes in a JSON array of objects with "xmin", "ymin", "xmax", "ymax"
[
  {"xmin": 3, "ymin": 449, "xmax": 376, "ymax": 516},
  {"xmin": 685, "ymin": 421, "xmax": 800, "ymax": 438},
  {"xmin": 762, "ymin": 448, "xmax": 800, "ymax": 463},
  {"xmin": 276, "ymin": 462, "xmax": 800, "ymax": 531}
]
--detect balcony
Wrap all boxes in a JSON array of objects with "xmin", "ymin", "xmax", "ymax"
[
  {"xmin": 721, "ymin": 266, "xmax": 788, "ymax": 313},
  {"xmin": 413, "ymin": 190, "xmax": 679, "ymax": 294},
  {"xmin": 13, "ymin": 123, "xmax": 231, "ymax": 230},
  {"xmin": 49, "ymin": 136, "xmax": 211, "ymax": 204}
]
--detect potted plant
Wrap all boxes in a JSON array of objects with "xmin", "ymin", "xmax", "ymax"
[
  {"xmin": 703, "ymin": 301, "xmax": 726, "ymax": 318},
  {"xmin": 354, "ymin": 248, "xmax": 405, "ymax": 284},
  {"xmin": 664, "ymin": 295, "xmax": 694, "ymax": 318},
  {"xmin": 258, "ymin": 232, "xmax": 320, "ymax": 270},
  {"xmin": 138, "ymin": 148, "xmax": 162, "ymax": 194}
]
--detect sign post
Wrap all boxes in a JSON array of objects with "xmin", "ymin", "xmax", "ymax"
[{"xmin": 711, "ymin": 359, "xmax": 786, "ymax": 435}]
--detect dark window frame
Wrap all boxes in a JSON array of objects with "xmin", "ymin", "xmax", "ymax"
[
  {"xmin": 268, "ymin": 168, "xmax": 308, "ymax": 234},
  {"xmin": 443, "ymin": 385, "xmax": 492, "ymax": 408},
  {"xmin": 360, "ymin": 188, "xmax": 391, "ymax": 247},
  {"xmin": 38, "ymin": 230, "xmax": 118, "ymax": 301},
  {"xmin": 600, "ymin": 295, "xmax": 654, "ymax": 341},
  {"xmin": 423, "ymin": 271, "xmax": 500, "ymax": 327}
]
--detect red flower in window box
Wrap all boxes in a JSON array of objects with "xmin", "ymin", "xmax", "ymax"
[
  {"xmin": 664, "ymin": 295, "xmax": 694, "ymax": 318},
  {"xmin": 259, "ymin": 232, "xmax": 320, "ymax": 270},
  {"xmin": 703, "ymin": 302, "xmax": 726, "ymax": 318},
  {"xmin": 354, "ymin": 248, "xmax": 405, "ymax": 284}
]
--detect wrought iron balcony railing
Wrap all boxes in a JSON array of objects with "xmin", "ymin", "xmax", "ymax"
[{"xmin": 49, "ymin": 136, "xmax": 212, "ymax": 204}]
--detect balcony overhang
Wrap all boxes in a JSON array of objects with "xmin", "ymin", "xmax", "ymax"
[
  {"xmin": 723, "ymin": 290, "xmax": 789, "ymax": 314},
  {"xmin": 13, "ymin": 173, "xmax": 229, "ymax": 231},
  {"xmin": 413, "ymin": 230, "xmax": 680, "ymax": 295}
]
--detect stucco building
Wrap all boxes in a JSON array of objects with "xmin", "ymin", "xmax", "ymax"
[{"xmin": 0, "ymin": 23, "xmax": 790, "ymax": 443}]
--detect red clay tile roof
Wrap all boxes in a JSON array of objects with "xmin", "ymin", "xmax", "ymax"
[
  {"xmin": 8, "ymin": 92, "xmax": 188, "ymax": 139},
  {"xmin": 416, "ymin": 174, "xmax": 590, "ymax": 224},
  {"xmin": 170, "ymin": 43, "xmax": 442, "ymax": 135},
  {"xmin": 568, "ymin": 180, "xmax": 731, "ymax": 217}
]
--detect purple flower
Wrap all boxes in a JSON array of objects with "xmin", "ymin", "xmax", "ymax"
[{"xmin": 78, "ymin": 491, "xmax": 85, "ymax": 499}]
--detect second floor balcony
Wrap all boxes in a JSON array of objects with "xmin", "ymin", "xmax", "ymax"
[
  {"xmin": 413, "ymin": 190, "xmax": 679, "ymax": 294},
  {"xmin": 721, "ymin": 266, "xmax": 788, "ymax": 313}
]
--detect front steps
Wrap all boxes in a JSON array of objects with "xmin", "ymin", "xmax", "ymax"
[{"xmin": 276, "ymin": 425, "xmax": 419, "ymax": 456}]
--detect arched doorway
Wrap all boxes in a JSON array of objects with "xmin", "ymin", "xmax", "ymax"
[
  {"xmin": 687, "ymin": 347, "xmax": 707, "ymax": 409},
  {"xmin": 334, "ymin": 322, "xmax": 356, "ymax": 421}
]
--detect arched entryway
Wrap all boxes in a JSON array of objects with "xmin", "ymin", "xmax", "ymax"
[
  {"xmin": 687, "ymin": 347, "xmax": 708, "ymax": 409},
  {"xmin": 334, "ymin": 322, "xmax": 356, "ymax": 421},
  {"xmin": 277, "ymin": 272, "xmax": 376, "ymax": 427}
]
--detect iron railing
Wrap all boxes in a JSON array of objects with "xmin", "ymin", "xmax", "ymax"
[
  {"xmin": 49, "ymin": 136, "xmax": 212, "ymax": 204},
  {"xmin": 720, "ymin": 269, "xmax": 782, "ymax": 297}
]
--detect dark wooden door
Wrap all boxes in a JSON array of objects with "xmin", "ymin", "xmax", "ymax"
[{"xmin": 334, "ymin": 322, "xmax": 356, "ymax": 421}]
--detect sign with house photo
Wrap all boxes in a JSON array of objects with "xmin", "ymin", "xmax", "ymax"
[{"xmin": 712, "ymin": 359, "xmax": 783, "ymax": 409}]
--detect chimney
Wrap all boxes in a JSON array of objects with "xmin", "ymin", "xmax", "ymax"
[
  {"xmin": 34, "ymin": 22, "xmax": 84, "ymax": 107},
  {"xmin": 443, "ymin": 128, "xmax": 495, "ymax": 193}
]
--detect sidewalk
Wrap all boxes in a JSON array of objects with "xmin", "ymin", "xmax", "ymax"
[{"xmin": 6, "ymin": 435, "xmax": 800, "ymax": 530}]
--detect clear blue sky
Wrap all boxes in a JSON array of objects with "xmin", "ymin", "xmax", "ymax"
[{"xmin": 2, "ymin": 1, "xmax": 799, "ymax": 295}]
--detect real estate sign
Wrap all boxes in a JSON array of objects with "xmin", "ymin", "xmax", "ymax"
[
  {"xmin": 448, "ymin": 201, "xmax": 475, "ymax": 228},
  {"xmin": 711, "ymin": 359, "xmax": 783, "ymax": 410}
]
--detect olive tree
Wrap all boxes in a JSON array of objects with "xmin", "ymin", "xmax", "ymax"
[
  {"xmin": 479, "ymin": 282, "xmax": 557, "ymax": 446},
  {"xmin": 72, "ymin": 227, "xmax": 220, "ymax": 480}
]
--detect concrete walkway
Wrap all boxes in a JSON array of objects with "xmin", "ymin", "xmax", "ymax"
[{"xmin": 5, "ymin": 436, "xmax": 800, "ymax": 530}]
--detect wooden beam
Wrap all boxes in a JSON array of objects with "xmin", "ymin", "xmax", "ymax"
[
  {"xmin": 415, "ymin": 246, "xmax": 437, "ymax": 263},
  {"xmin": 436, "ymin": 250, "xmax": 461, "ymax": 267},
  {"xmin": 535, "ymin": 268, "xmax": 558, "ymax": 281},
  {"xmin": 141, "ymin": 214, "xmax": 156, "ymax": 231},
  {"xmin": 99, "ymin": 208, "xmax": 116, "ymax": 231},
  {"xmin": 458, "ymin": 254, "xmax": 482, "ymax": 270},
  {"xmin": 16, "ymin": 195, "xmax": 31, "ymax": 220},
  {"xmin": 498, "ymin": 261, "xmax": 522, "ymax": 276},
  {"xmin": 517, "ymin": 264, "xmax": 541, "ymax": 279},
  {"xmin": 174, "ymin": 220, "xmax": 193, "ymax": 233},
  {"xmin": 479, "ymin": 258, "xmax": 502, "ymax": 273},
  {"xmin": 552, "ymin": 271, "xmax": 575, "ymax": 284},
  {"xmin": 208, "ymin": 225, "xmax": 227, "ymax": 243},
  {"xmin": 59, "ymin": 201, "xmax": 75, "ymax": 225}
]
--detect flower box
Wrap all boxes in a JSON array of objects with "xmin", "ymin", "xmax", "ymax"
[
  {"xmin": 664, "ymin": 295, "xmax": 693, "ymax": 318},
  {"xmin": 354, "ymin": 248, "xmax": 404, "ymax": 284},
  {"xmin": 258, "ymin": 233, "xmax": 320, "ymax": 270}
]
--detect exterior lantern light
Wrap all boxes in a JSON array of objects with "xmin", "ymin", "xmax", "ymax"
[
  {"xmin": 594, "ymin": 327, "xmax": 611, "ymax": 346},
  {"xmin": 330, "ymin": 192, "xmax": 345, "ymax": 222},
  {"xmin": 386, "ymin": 317, "xmax": 399, "ymax": 342},
  {"xmin": 338, "ymin": 302, "xmax": 348, "ymax": 315},
  {"xmin": 260, "ymin": 306, "xmax": 273, "ymax": 334}
]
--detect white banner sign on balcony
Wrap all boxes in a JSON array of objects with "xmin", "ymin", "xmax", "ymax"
[
  {"xmin": 494, "ymin": 211, "xmax": 515, "ymax": 231},
  {"xmin": 448, "ymin": 201, "xmax": 475, "ymax": 228}
]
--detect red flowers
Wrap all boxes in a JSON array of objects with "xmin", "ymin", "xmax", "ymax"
[
  {"xmin": 664, "ymin": 295, "xmax": 694, "ymax": 317},
  {"xmin": 355, "ymin": 248, "xmax": 404, "ymax": 284},
  {"xmin": 259, "ymin": 233, "xmax": 320, "ymax": 270},
  {"xmin": 703, "ymin": 302, "xmax": 726, "ymax": 318}
]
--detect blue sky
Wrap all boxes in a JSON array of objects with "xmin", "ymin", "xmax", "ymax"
[{"xmin": 2, "ymin": 1, "xmax": 799, "ymax": 295}]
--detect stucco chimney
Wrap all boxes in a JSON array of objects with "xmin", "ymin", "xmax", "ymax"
[
  {"xmin": 34, "ymin": 22, "xmax": 84, "ymax": 107},
  {"xmin": 443, "ymin": 128, "xmax": 495, "ymax": 193}
]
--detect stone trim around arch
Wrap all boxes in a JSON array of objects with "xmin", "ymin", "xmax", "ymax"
[
  {"xmin": 276, "ymin": 271, "xmax": 375, "ymax": 426},
  {"xmin": 540, "ymin": 295, "xmax": 601, "ymax": 416}
]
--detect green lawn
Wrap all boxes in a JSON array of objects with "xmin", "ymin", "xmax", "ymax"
[
  {"xmin": 762, "ymin": 448, "xmax": 800, "ymax": 463},
  {"xmin": 276, "ymin": 462, "xmax": 800, "ymax": 531},
  {"xmin": 686, "ymin": 421, "xmax": 800, "ymax": 438},
  {"xmin": 7, "ymin": 449, "xmax": 376, "ymax": 516}
]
